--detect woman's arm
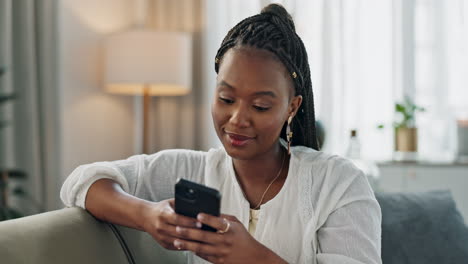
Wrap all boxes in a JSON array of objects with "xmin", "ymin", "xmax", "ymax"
[
  {"xmin": 316, "ymin": 198, "xmax": 382, "ymax": 264},
  {"xmin": 84, "ymin": 178, "xmax": 201, "ymax": 250},
  {"xmin": 60, "ymin": 150, "xmax": 205, "ymax": 209},
  {"xmin": 85, "ymin": 178, "xmax": 153, "ymax": 231},
  {"xmin": 60, "ymin": 150, "xmax": 206, "ymax": 249},
  {"xmin": 315, "ymin": 169, "xmax": 382, "ymax": 264}
]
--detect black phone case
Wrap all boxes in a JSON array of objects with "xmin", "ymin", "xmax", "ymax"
[{"xmin": 175, "ymin": 178, "xmax": 221, "ymax": 232}]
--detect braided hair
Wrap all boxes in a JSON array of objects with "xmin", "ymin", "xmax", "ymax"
[{"xmin": 214, "ymin": 4, "xmax": 319, "ymax": 150}]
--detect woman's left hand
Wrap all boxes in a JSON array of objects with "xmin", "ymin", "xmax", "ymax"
[{"xmin": 173, "ymin": 213, "xmax": 282, "ymax": 264}]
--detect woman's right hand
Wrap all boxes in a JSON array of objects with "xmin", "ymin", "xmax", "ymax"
[{"xmin": 141, "ymin": 198, "xmax": 202, "ymax": 250}]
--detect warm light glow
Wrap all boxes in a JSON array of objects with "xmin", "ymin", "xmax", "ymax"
[
  {"xmin": 106, "ymin": 83, "xmax": 190, "ymax": 96},
  {"xmin": 104, "ymin": 29, "xmax": 192, "ymax": 96}
]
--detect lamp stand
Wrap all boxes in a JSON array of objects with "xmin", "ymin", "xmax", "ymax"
[{"xmin": 143, "ymin": 85, "xmax": 151, "ymax": 154}]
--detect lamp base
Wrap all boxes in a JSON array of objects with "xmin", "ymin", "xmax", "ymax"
[{"xmin": 143, "ymin": 87, "xmax": 151, "ymax": 154}]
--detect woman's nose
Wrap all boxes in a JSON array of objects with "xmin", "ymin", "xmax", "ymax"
[{"xmin": 229, "ymin": 105, "xmax": 250, "ymax": 128}]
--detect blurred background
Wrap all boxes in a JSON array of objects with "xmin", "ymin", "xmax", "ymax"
[{"xmin": 0, "ymin": 0, "xmax": 467, "ymax": 221}]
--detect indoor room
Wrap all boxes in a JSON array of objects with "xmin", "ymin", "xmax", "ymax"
[{"xmin": 1, "ymin": 0, "xmax": 467, "ymax": 263}]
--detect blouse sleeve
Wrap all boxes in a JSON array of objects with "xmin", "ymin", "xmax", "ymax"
[
  {"xmin": 60, "ymin": 149, "xmax": 206, "ymax": 209},
  {"xmin": 315, "ymin": 160, "xmax": 382, "ymax": 264}
]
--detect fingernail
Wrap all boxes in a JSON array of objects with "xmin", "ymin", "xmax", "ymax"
[
  {"xmin": 174, "ymin": 240, "xmax": 182, "ymax": 247},
  {"xmin": 196, "ymin": 222, "xmax": 202, "ymax": 228},
  {"xmin": 197, "ymin": 214, "xmax": 204, "ymax": 221},
  {"xmin": 176, "ymin": 226, "xmax": 182, "ymax": 233}
]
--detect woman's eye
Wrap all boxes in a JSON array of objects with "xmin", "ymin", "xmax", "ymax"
[
  {"xmin": 219, "ymin": 97, "xmax": 234, "ymax": 104},
  {"xmin": 253, "ymin": 105, "xmax": 270, "ymax": 112}
]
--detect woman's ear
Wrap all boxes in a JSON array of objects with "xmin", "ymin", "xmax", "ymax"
[{"xmin": 288, "ymin": 95, "xmax": 303, "ymax": 118}]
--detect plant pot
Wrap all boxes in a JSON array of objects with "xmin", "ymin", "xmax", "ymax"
[{"xmin": 395, "ymin": 127, "xmax": 418, "ymax": 152}]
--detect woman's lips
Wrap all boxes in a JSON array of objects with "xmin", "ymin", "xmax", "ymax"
[{"xmin": 226, "ymin": 132, "xmax": 254, "ymax": 147}]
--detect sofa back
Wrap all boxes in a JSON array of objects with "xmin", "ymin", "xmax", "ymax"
[
  {"xmin": 0, "ymin": 207, "xmax": 186, "ymax": 264},
  {"xmin": 115, "ymin": 224, "xmax": 187, "ymax": 263}
]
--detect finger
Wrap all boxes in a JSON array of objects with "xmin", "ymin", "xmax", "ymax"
[
  {"xmin": 164, "ymin": 211, "xmax": 202, "ymax": 229},
  {"xmin": 197, "ymin": 213, "xmax": 228, "ymax": 231},
  {"xmin": 155, "ymin": 218, "xmax": 225, "ymax": 249},
  {"xmin": 146, "ymin": 219, "xmax": 184, "ymax": 244},
  {"xmin": 154, "ymin": 222, "xmax": 202, "ymax": 243},
  {"xmin": 152, "ymin": 233, "xmax": 181, "ymax": 251},
  {"xmin": 160, "ymin": 199, "xmax": 200, "ymax": 228},
  {"xmin": 155, "ymin": 222, "xmax": 178, "ymax": 237},
  {"xmin": 168, "ymin": 198, "xmax": 175, "ymax": 208},
  {"xmin": 175, "ymin": 226, "xmax": 224, "ymax": 244},
  {"xmin": 220, "ymin": 214, "xmax": 239, "ymax": 222},
  {"xmin": 173, "ymin": 239, "xmax": 223, "ymax": 257}
]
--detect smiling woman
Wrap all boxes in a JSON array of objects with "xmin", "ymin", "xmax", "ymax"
[
  {"xmin": 212, "ymin": 47, "xmax": 301, "ymax": 161},
  {"xmin": 60, "ymin": 4, "xmax": 382, "ymax": 264}
]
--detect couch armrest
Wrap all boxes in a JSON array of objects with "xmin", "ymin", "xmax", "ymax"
[
  {"xmin": 115, "ymin": 225, "xmax": 187, "ymax": 264},
  {"xmin": 0, "ymin": 207, "xmax": 129, "ymax": 264}
]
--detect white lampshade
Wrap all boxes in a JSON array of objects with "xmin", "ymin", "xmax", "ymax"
[{"xmin": 104, "ymin": 29, "xmax": 192, "ymax": 96}]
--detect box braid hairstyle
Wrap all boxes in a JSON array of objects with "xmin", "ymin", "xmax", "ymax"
[{"xmin": 214, "ymin": 4, "xmax": 319, "ymax": 150}]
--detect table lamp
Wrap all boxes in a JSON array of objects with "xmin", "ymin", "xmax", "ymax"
[{"xmin": 104, "ymin": 29, "xmax": 192, "ymax": 153}]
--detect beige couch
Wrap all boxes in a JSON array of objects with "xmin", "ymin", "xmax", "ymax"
[
  {"xmin": 2, "ymin": 191, "xmax": 467, "ymax": 264},
  {"xmin": 0, "ymin": 207, "xmax": 186, "ymax": 264}
]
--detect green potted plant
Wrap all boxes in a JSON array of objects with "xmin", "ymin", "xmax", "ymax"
[{"xmin": 378, "ymin": 96, "xmax": 425, "ymax": 154}]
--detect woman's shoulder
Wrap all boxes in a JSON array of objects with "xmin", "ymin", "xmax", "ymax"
[
  {"xmin": 145, "ymin": 148, "xmax": 215, "ymax": 162},
  {"xmin": 291, "ymin": 146, "xmax": 366, "ymax": 188},
  {"xmin": 292, "ymin": 146, "xmax": 356, "ymax": 170},
  {"xmin": 291, "ymin": 146, "xmax": 375, "ymax": 224},
  {"xmin": 149, "ymin": 148, "xmax": 207, "ymax": 158}
]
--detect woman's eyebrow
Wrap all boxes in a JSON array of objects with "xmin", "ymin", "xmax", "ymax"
[
  {"xmin": 217, "ymin": 80, "xmax": 235, "ymax": 89},
  {"xmin": 217, "ymin": 80, "xmax": 276, "ymax": 98},
  {"xmin": 253, "ymin": 91, "xmax": 276, "ymax": 98}
]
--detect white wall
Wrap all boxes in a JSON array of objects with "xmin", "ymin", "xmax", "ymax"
[{"xmin": 58, "ymin": 0, "xmax": 136, "ymax": 183}]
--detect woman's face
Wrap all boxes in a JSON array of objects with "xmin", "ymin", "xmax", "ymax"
[{"xmin": 212, "ymin": 47, "xmax": 302, "ymax": 160}]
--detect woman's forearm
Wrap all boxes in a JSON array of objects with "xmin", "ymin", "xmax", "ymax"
[
  {"xmin": 84, "ymin": 178, "xmax": 153, "ymax": 231},
  {"xmin": 258, "ymin": 243, "xmax": 289, "ymax": 264}
]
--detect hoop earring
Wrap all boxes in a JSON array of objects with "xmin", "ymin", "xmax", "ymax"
[{"xmin": 286, "ymin": 116, "xmax": 293, "ymax": 155}]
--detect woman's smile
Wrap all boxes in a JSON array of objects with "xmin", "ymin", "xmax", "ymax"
[{"xmin": 225, "ymin": 131, "xmax": 255, "ymax": 147}]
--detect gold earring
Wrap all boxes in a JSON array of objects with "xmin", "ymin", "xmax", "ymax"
[{"xmin": 286, "ymin": 116, "xmax": 293, "ymax": 155}]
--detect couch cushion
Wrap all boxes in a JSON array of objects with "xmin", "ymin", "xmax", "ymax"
[
  {"xmin": 115, "ymin": 225, "xmax": 187, "ymax": 264},
  {"xmin": 0, "ymin": 207, "xmax": 129, "ymax": 264},
  {"xmin": 375, "ymin": 190, "xmax": 468, "ymax": 264}
]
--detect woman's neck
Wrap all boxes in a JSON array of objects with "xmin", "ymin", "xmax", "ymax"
[{"xmin": 232, "ymin": 143, "xmax": 287, "ymax": 186}]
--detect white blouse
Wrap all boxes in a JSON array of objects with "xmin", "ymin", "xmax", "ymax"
[{"xmin": 61, "ymin": 145, "xmax": 382, "ymax": 264}]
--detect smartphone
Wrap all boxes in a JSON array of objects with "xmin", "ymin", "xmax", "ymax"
[{"xmin": 174, "ymin": 178, "xmax": 221, "ymax": 232}]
